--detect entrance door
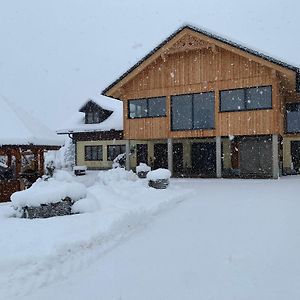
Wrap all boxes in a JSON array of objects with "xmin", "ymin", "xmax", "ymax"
[
  {"xmin": 191, "ymin": 142, "xmax": 216, "ymax": 176},
  {"xmin": 154, "ymin": 143, "xmax": 168, "ymax": 169},
  {"xmin": 136, "ymin": 144, "xmax": 148, "ymax": 165},
  {"xmin": 173, "ymin": 143, "xmax": 183, "ymax": 175},
  {"xmin": 291, "ymin": 141, "xmax": 300, "ymax": 172}
]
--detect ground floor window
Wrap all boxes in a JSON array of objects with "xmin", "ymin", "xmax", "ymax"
[
  {"xmin": 85, "ymin": 145, "xmax": 103, "ymax": 161},
  {"xmin": 107, "ymin": 145, "xmax": 126, "ymax": 161}
]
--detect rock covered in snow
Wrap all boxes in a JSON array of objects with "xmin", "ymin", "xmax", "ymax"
[
  {"xmin": 11, "ymin": 170, "xmax": 87, "ymax": 210},
  {"xmin": 146, "ymin": 168, "xmax": 171, "ymax": 181}
]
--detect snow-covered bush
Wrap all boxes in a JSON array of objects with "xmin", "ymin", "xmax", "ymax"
[
  {"xmin": 147, "ymin": 168, "xmax": 171, "ymax": 189},
  {"xmin": 136, "ymin": 163, "xmax": 151, "ymax": 173},
  {"xmin": 146, "ymin": 168, "xmax": 171, "ymax": 181},
  {"xmin": 112, "ymin": 153, "xmax": 126, "ymax": 169},
  {"xmin": 11, "ymin": 170, "xmax": 87, "ymax": 213},
  {"xmin": 98, "ymin": 168, "xmax": 137, "ymax": 185}
]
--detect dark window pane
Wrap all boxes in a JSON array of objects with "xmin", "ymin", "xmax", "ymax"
[
  {"xmin": 193, "ymin": 92, "xmax": 215, "ymax": 129},
  {"xmin": 148, "ymin": 97, "xmax": 166, "ymax": 117},
  {"xmin": 246, "ymin": 86, "xmax": 272, "ymax": 109},
  {"xmin": 172, "ymin": 95, "xmax": 193, "ymax": 130},
  {"xmin": 97, "ymin": 146, "xmax": 103, "ymax": 160},
  {"xmin": 107, "ymin": 145, "xmax": 126, "ymax": 161},
  {"xmin": 85, "ymin": 145, "xmax": 102, "ymax": 161},
  {"xmin": 87, "ymin": 112, "xmax": 93, "ymax": 124},
  {"xmin": 286, "ymin": 103, "xmax": 300, "ymax": 133},
  {"xmin": 220, "ymin": 89, "xmax": 245, "ymax": 112},
  {"xmin": 129, "ymin": 99, "xmax": 147, "ymax": 118}
]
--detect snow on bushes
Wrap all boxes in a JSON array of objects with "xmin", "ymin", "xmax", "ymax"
[
  {"xmin": 146, "ymin": 168, "xmax": 171, "ymax": 181},
  {"xmin": 136, "ymin": 163, "xmax": 151, "ymax": 173},
  {"xmin": 97, "ymin": 167, "xmax": 137, "ymax": 185},
  {"xmin": 11, "ymin": 170, "xmax": 87, "ymax": 210}
]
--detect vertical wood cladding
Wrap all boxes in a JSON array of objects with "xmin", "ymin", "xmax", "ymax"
[{"xmin": 120, "ymin": 46, "xmax": 281, "ymax": 140}]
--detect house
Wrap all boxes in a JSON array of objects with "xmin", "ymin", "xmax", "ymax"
[
  {"xmin": 101, "ymin": 24, "xmax": 300, "ymax": 179},
  {"xmin": 0, "ymin": 96, "xmax": 62, "ymax": 202},
  {"xmin": 57, "ymin": 96, "xmax": 126, "ymax": 169}
]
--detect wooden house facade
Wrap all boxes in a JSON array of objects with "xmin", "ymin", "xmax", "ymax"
[{"xmin": 102, "ymin": 25, "xmax": 300, "ymax": 179}]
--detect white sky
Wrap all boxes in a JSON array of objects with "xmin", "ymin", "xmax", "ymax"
[{"xmin": 0, "ymin": 0, "xmax": 299, "ymax": 129}]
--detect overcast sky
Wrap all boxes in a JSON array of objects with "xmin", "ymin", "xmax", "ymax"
[{"xmin": 0, "ymin": 0, "xmax": 299, "ymax": 129}]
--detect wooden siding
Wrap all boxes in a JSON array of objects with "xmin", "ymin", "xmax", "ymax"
[{"xmin": 120, "ymin": 46, "xmax": 282, "ymax": 140}]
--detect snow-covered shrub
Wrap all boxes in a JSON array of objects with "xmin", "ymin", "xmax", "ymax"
[
  {"xmin": 136, "ymin": 163, "xmax": 151, "ymax": 178},
  {"xmin": 11, "ymin": 170, "xmax": 87, "ymax": 214},
  {"xmin": 72, "ymin": 191, "xmax": 101, "ymax": 214},
  {"xmin": 112, "ymin": 153, "xmax": 126, "ymax": 169},
  {"xmin": 147, "ymin": 168, "xmax": 171, "ymax": 189},
  {"xmin": 97, "ymin": 168, "xmax": 137, "ymax": 185},
  {"xmin": 146, "ymin": 168, "xmax": 171, "ymax": 181}
]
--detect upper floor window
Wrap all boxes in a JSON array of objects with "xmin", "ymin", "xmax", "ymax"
[
  {"xmin": 86, "ymin": 111, "xmax": 100, "ymax": 124},
  {"xmin": 128, "ymin": 97, "xmax": 166, "ymax": 118},
  {"xmin": 171, "ymin": 92, "xmax": 215, "ymax": 131},
  {"xmin": 286, "ymin": 103, "xmax": 300, "ymax": 133},
  {"xmin": 85, "ymin": 145, "xmax": 103, "ymax": 161},
  {"xmin": 220, "ymin": 86, "xmax": 272, "ymax": 112}
]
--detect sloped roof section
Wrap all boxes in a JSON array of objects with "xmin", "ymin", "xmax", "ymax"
[
  {"xmin": 57, "ymin": 95, "xmax": 123, "ymax": 134},
  {"xmin": 0, "ymin": 95, "xmax": 63, "ymax": 147},
  {"xmin": 102, "ymin": 24, "xmax": 300, "ymax": 96}
]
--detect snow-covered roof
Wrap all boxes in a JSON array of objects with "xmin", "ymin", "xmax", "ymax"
[
  {"xmin": 0, "ymin": 95, "xmax": 63, "ymax": 147},
  {"xmin": 57, "ymin": 95, "xmax": 123, "ymax": 134}
]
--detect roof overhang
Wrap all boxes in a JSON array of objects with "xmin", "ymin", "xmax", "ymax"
[{"xmin": 102, "ymin": 24, "xmax": 300, "ymax": 99}]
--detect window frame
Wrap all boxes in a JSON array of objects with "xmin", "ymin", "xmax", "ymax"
[
  {"xmin": 128, "ymin": 96, "xmax": 167, "ymax": 119},
  {"xmin": 285, "ymin": 102, "xmax": 300, "ymax": 134},
  {"xmin": 107, "ymin": 145, "xmax": 126, "ymax": 161},
  {"xmin": 219, "ymin": 85, "xmax": 273, "ymax": 113},
  {"xmin": 171, "ymin": 92, "xmax": 215, "ymax": 131},
  {"xmin": 84, "ymin": 145, "xmax": 103, "ymax": 161}
]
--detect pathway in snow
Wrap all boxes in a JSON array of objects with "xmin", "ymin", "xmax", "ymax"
[{"xmin": 14, "ymin": 178, "xmax": 300, "ymax": 300}]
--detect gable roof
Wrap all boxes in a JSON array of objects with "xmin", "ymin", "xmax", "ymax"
[
  {"xmin": 0, "ymin": 95, "xmax": 63, "ymax": 147},
  {"xmin": 56, "ymin": 95, "xmax": 123, "ymax": 134},
  {"xmin": 102, "ymin": 24, "xmax": 300, "ymax": 97}
]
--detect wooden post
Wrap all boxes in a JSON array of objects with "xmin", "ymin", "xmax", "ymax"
[
  {"xmin": 216, "ymin": 136, "xmax": 222, "ymax": 178},
  {"xmin": 7, "ymin": 149, "xmax": 12, "ymax": 167},
  {"xmin": 272, "ymin": 134, "xmax": 279, "ymax": 179},
  {"xmin": 39, "ymin": 149, "xmax": 45, "ymax": 176},
  {"xmin": 14, "ymin": 148, "xmax": 22, "ymax": 179},
  {"xmin": 167, "ymin": 138, "xmax": 173, "ymax": 174},
  {"xmin": 125, "ymin": 140, "xmax": 130, "ymax": 171}
]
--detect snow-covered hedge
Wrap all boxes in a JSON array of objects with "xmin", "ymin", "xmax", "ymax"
[
  {"xmin": 136, "ymin": 163, "xmax": 151, "ymax": 173},
  {"xmin": 11, "ymin": 170, "xmax": 87, "ymax": 210},
  {"xmin": 146, "ymin": 168, "xmax": 171, "ymax": 181},
  {"xmin": 98, "ymin": 168, "xmax": 137, "ymax": 185}
]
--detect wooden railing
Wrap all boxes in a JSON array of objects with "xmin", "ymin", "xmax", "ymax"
[{"xmin": 0, "ymin": 180, "xmax": 20, "ymax": 202}]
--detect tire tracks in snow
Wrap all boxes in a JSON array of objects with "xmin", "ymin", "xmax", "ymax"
[{"xmin": 0, "ymin": 189, "xmax": 196, "ymax": 300}]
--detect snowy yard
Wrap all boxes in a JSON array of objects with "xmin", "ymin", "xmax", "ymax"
[{"xmin": 1, "ymin": 174, "xmax": 300, "ymax": 299}]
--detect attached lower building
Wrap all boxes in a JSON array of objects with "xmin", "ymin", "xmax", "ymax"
[{"xmin": 57, "ymin": 96, "xmax": 126, "ymax": 170}]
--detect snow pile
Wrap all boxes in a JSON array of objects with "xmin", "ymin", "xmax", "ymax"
[
  {"xmin": 147, "ymin": 168, "xmax": 171, "ymax": 181},
  {"xmin": 11, "ymin": 170, "xmax": 87, "ymax": 209},
  {"xmin": 136, "ymin": 163, "xmax": 151, "ymax": 173},
  {"xmin": 97, "ymin": 167, "xmax": 137, "ymax": 185}
]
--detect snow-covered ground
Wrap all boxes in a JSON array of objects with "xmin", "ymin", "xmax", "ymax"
[{"xmin": 1, "ymin": 174, "xmax": 300, "ymax": 299}]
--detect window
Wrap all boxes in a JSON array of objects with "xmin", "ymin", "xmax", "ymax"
[
  {"xmin": 86, "ymin": 111, "xmax": 100, "ymax": 124},
  {"xmin": 85, "ymin": 146, "xmax": 103, "ymax": 161},
  {"xmin": 220, "ymin": 86, "xmax": 272, "ymax": 112},
  {"xmin": 128, "ymin": 97, "xmax": 166, "ymax": 118},
  {"xmin": 107, "ymin": 145, "xmax": 126, "ymax": 161},
  {"xmin": 286, "ymin": 103, "xmax": 300, "ymax": 133},
  {"xmin": 171, "ymin": 92, "xmax": 215, "ymax": 131}
]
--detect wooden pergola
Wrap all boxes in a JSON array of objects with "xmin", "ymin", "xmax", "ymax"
[{"xmin": 0, "ymin": 144, "xmax": 60, "ymax": 202}]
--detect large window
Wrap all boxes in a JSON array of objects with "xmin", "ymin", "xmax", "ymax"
[
  {"xmin": 85, "ymin": 146, "xmax": 103, "ymax": 161},
  {"xmin": 220, "ymin": 86, "xmax": 272, "ymax": 112},
  {"xmin": 286, "ymin": 103, "xmax": 300, "ymax": 133},
  {"xmin": 107, "ymin": 145, "xmax": 126, "ymax": 161},
  {"xmin": 128, "ymin": 97, "xmax": 166, "ymax": 118},
  {"xmin": 171, "ymin": 92, "xmax": 215, "ymax": 131}
]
